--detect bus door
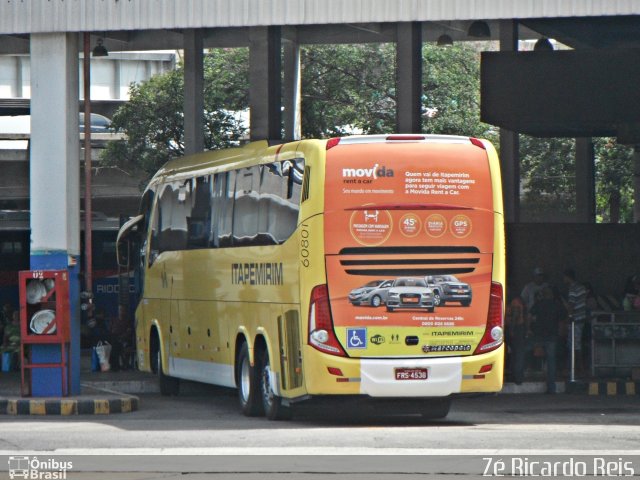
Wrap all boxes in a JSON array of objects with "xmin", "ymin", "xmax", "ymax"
[
  {"xmin": 323, "ymin": 137, "xmax": 496, "ymax": 359},
  {"xmin": 116, "ymin": 214, "xmax": 144, "ymax": 318}
]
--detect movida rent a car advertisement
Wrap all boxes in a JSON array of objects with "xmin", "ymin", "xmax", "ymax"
[{"xmin": 324, "ymin": 141, "xmax": 495, "ymax": 357}]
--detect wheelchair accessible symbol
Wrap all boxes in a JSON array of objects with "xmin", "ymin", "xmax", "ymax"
[{"xmin": 347, "ymin": 328, "xmax": 367, "ymax": 349}]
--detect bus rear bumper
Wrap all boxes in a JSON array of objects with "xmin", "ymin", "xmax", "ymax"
[{"xmin": 303, "ymin": 345, "xmax": 504, "ymax": 397}]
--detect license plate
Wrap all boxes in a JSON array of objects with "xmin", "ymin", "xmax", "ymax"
[
  {"xmin": 402, "ymin": 297, "xmax": 419, "ymax": 303},
  {"xmin": 395, "ymin": 368, "xmax": 428, "ymax": 380}
]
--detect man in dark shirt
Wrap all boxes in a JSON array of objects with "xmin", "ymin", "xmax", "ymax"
[{"xmin": 529, "ymin": 286, "xmax": 564, "ymax": 393}]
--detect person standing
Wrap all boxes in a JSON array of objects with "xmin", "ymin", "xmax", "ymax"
[
  {"xmin": 563, "ymin": 268, "xmax": 587, "ymax": 378},
  {"xmin": 529, "ymin": 286, "xmax": 563, "ymax": 393},
  {"xmin": 506, "ymin": 296, "xmax": 527, "ymax": 384},
  {"xmin": 521, "ymin": 267, "xmax": 548, "ymax": 313}
]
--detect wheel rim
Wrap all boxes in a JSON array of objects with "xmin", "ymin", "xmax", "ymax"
[
  {"xmin": 372, "ymin": 296, "xmax": 381, "ymax": 307},
  {"xmin": 240, "ymin": 356, "xmax": 251, "ymax": 403},
  {"xmin": 261, "ymin": 358, "xmax": 274, "ymax": 409},
  {"xmin": 433, "ymin": 293, "xmax": 441, "ymax": 306}
]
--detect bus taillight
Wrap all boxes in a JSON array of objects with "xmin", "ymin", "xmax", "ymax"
[
  {"xmin": 308, "ymin": 284, "xmax": 346, "ymax": 357},
  {"xmin": 474, "ymin": 282, "xmax": 504, "ymax": 354}
]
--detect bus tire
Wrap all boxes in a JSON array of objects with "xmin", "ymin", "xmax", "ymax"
[
  {"xmin": 237, "ymin": 343, "xmax": 263, "ymax": 417},
  {"xmin": 419, "ymin": 397, "xmax": 451, "ymax": 420},
  {"xmin": 155, "ymin": 345, "xmax": 179, "ymax": 396},
  {"xmin": 259, "ymin": 349, "xmax": 292, "ymax": 421}
]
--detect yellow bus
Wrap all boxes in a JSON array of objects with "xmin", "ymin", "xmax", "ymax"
[{"xmin": 118, "ymin": 134, "xmax": 505, "ymax": 420}]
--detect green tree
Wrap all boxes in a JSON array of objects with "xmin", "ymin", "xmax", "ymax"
[
  {"xmin": 594, "ymin": 138, "xmax": 634, "ymax": 223},
  {"xmin": 519, "ymin": 136, "xmax": 577, "ymax": 221},
  {"xmin": 517, "ymin": 135, "xmax": 635, "ymax": 223},
  {"xmin": 99, "ymin": 43, "xmax": 635, "ymax": 223},
  {"xmin": 300, "ymin": 43, "xmax": 496, "ymax": 141},
  {"xmin": 101, "ymin": 48, "xmax": 248, "ymax": 177}
]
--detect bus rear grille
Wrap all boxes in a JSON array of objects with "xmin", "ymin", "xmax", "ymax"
[
  {"xmin": 336, "ymin": 246, "xmax": 481, "ymax": 277},
  {"xmin": 343, "ymin": 267, "xmax": 475, "ymax": 276},
  {"xmin": 338, "ymin": 246, "xmax": 480, "ymax": 255}
]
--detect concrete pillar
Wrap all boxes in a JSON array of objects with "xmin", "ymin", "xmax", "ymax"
[
  {"xmin": 249, "ymin": 27, "xmax": 282, "ymax": 141},
  {"xmin": 14, "ymin": 56, "xmax": 23, "ymax": 97},
  {"xmin": 499, "ymin": 20, "xmax": 520, "ymax": 223},
  {"xmin": 30, "ymin": 33, "xmax": 81, "ymax": 395},
  {"xmin": 396, "ymin": 22, "xmax": 422, "ymax": 133},
  {"xmin": 575, "ymin": 137, "xmax": 595, "ymax": 223},
  {"xmin": 113, "ymin": 59, "xmax": 121, "ymax": 100},
  {"xmin": 184, "ymin": 29, "xmax": 204, "ymax": 155},
  {"xmin": 283, "ymin": 39, "xmax": 302, "ymax": 141}
]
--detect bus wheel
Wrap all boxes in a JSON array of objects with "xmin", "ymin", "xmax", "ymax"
[
  {"xmin": 419, "ymin": 397, "xmax": 451, "ymax": 420},
  {"xmin": 260, "ymin": 349, "xmax": 292, "ymax": 421},
  {"xmin": 237, "ymin": 343, "xmax": 263, "ymax": 417},
  {"xmin": 155, "ymin": 346, "xmax": 179, "ymax": 396}
]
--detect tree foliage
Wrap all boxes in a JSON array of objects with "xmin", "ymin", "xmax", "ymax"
[
  {"xmin": 520, "ymin": 136, "xmax": 577, "ymax": 221},
  {"xmin": 594, "ymin": 138, "xmax": 634, "ymax": 223},
  {"xmin": 101, "ymin": 48, "xmax": 248, "ymax": 177},
  {"xmin": 100, "ymin": 43, "xmax": 634, "ymax": 223},
  {"xmin": 300, "ymin": 43, "xmax": 495, "ymax": 140}
]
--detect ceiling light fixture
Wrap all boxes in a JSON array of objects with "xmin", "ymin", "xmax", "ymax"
[
  {"xmin": 436, "ymin": 34, "xmax": 453, "ymax": 47},
  {"xmin": 92, "ymin": 38, "xmax": 108, "ymax": 57},
  {"xmin": 468, "ymin": 21, "xmax": 491, "ymax": 38}
]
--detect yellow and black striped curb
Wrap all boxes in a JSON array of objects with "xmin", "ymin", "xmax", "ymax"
[
  {"xmin": 588, "ymin": 381, "xmax": 639, "ymax": 396},
  {"xmin": 0, "ymin": 396, "xmax": 139, "ymax": 415}
]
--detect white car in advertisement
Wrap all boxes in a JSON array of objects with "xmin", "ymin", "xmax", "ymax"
[{"xmin": 385, "ymin": 277, "xmax": 434, "ymax": 313}]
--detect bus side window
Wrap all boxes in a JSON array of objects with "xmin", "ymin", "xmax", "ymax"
[
  {"xmin": 233, "ymin": 166, "xmax": 260, "ymax": 246},
  {"xmin": 272, "ymin": 159, "xmax": 303, "ymax": 244},
  {"xmin": 216, "ymin": 171, "xmax": 236, "ymax": 248},
  {"xmin": 149, "ymin": 186, "xmax": 163, "ymax": 266},
  {"xmin": 155, "ymin": 181, "xmax": 191, "ymax": 253},
  {"xmin": 257, "ymin": 163, "xmax": 282, "ymax": 246},
  {"xmin": 187, "ymin": 175, "xmax": 212, "ymax": 249}
]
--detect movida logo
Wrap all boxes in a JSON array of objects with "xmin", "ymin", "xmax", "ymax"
[{"xmin": 342, "ymin": 164, "xmax": 394, "ymax": 180}]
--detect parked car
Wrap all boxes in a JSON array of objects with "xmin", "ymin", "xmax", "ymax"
[
  {"xmin": 385, "ymin": 277, "xmax": 434, "ymax": 312},
  {"xmin": 425, "ymin": 275, "xmax": 472, "ymax": 306},
  {"xmin": 348, "ymin": 279, "xmax": 393, "ymax": 307}
]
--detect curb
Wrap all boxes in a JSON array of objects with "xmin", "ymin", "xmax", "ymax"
[
  {"xmin": 588, "ymin": 381, "xmax": 638, "ymax": 396},
  {"xmin": 0, "ymin": 390, "xmax": 139, "ymax": 415},
  {"xmin": 0, "ymin": 396, "xmax": 138, "ymax": 415}
]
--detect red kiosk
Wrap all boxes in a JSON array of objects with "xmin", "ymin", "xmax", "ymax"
[{"xmin": 18, "ymin": 270, "xmax": 71, "ymax": 396}]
